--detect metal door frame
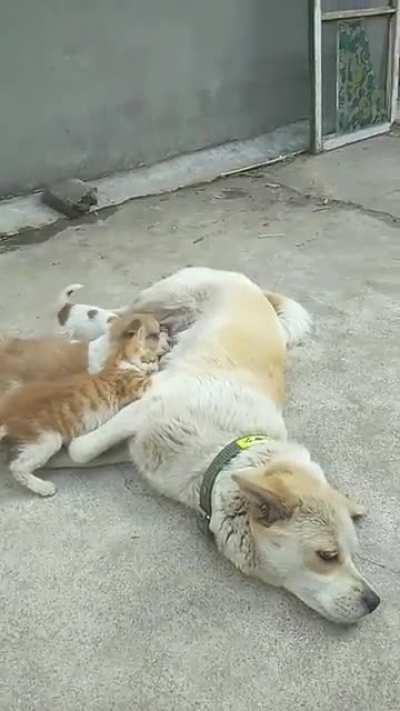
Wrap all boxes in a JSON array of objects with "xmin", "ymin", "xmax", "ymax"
[{"xmin": 310, "ymin": 1, "xmax": 400, "ymax": 152}]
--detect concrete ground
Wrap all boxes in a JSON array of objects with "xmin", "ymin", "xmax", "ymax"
[{"xmin": 0, "ymin": 134, "xmax": 399, "ymax": 710}]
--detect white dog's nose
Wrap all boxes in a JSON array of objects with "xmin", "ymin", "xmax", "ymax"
[{"xmin": 362, "ymin": 589, "xmax": 380, "ymax": 613}]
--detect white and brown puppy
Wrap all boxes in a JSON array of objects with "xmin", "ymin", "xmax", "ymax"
[
  {"xmin": 67, "ymin": 267, "xmax": 380, "ymax": 625},
  {"xmin": 56, "ymin": 284, "xmax": 121, "ymax": 341}
]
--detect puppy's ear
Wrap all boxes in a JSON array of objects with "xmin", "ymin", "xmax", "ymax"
[
  {"xmin": 233, "ymin": 471, "xmax": 297, "ymax": 526},
  {"xmin": 105, "ymin": 314, "xmax": 119, "ymax": 331},
  {"xmin": 104, "ymin": 314, "xmax": 120, "ymax": 337},
  {"xmin": 107, "ymin": 314, "xmax": 119, "ymax": 324}
]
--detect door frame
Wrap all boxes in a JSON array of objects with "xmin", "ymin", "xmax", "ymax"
[{"xmin": 310, "ymin": 0, "xmax": 400, "ymax": 152}]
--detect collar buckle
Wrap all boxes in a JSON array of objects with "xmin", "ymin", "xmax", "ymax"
[{"xmin": 197, "ymin": 509, "xmax": 212, "ymax": 536}]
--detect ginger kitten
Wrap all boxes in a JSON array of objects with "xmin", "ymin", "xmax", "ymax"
[{"xmin": 0, "ymin": 313, "xmax": 164, "ymax": 497}]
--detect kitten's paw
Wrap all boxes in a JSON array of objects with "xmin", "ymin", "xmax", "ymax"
[
  {"xmin": 36, "ymin": 480, "xmax": 56, "ymax": 497},
  {"xmin": 142, "ymin": 360, "xmax": 159, "ymax": 374}
]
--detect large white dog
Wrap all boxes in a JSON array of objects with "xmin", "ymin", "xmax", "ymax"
[{"xmin": 68, "ymin": 267, "xmax": 380, "ymax": 624}]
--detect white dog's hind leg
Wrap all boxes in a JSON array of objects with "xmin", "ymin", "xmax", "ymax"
[{"xmin": 68, "ymin": 401, "xmax": 143, "ymax": 463}]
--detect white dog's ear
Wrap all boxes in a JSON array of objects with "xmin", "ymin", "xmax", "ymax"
[{"xmin": 233, "ymin": 472, "xmax": 297, "ymax": 526}]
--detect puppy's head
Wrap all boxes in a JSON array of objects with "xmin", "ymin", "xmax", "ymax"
[
  {"xmin": 107, "ymin": 312, "xmax": 162, "ymax": 373},
  {"xmin": 234, "ymin": 458, "xmax": 379, "ymax": 624}
]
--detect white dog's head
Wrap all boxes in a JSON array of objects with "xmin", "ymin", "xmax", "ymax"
[{"xmin": 234, "ymin": 459, "xmax": 380, "ymax": 624}]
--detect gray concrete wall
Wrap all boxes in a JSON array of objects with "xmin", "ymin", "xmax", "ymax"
[{"xmin": 0, "ymin": 1, "xmax": 309, "ymax": 197}]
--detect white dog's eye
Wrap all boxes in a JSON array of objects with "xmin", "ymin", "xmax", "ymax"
[{"xmin": 317, "ymin": 550, "xmax": 339, "ymax": 562}]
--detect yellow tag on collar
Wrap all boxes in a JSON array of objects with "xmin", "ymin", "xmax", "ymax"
[{"xmin": 235, "ymin": 435, "xmax": 270, "ymax": 450}]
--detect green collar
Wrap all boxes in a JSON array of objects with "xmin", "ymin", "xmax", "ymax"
[{"xmin": 198, "ymin": 435, "xmax": 273, "ymax": 534}]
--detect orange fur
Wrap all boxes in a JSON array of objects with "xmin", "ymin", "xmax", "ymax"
[
  {"xmin": 0, "ymin": 313, "xmax": 163, "ymax": 496},
  {"xmin": 0, "ymin": 336, "xmax": 88, "ymax": 397}
]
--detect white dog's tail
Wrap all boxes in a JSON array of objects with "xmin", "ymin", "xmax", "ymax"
[
  {"xmin": 56, "ymin": 283, "xmax": 84, "ymax": 325},
  {"xmin": 265, "ymin": 291, "xmax": 312, "ymax": 346}
]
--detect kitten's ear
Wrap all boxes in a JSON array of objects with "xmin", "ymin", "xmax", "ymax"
[
  {"xmin": 108, "ymin": 314, "xmax": 142, "ymax": 340},
  {"xmin": 122, "ymin": 318, "xmax": 142, "ymax": 338}
]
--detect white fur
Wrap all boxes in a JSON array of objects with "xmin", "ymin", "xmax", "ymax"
[
  {"xmin": 265, "ymin": 291, "xmax": 312, "ymax": 346},
  {"xmin": 68, "ymin": 268, "xmax": 377, "ymax": 623},
  {"xmin": 280, "ymin": 297, "xmax": 312, "ymax": 346},
  {"xmin": 57, "ymin": 283, "xmax": 119, "ymax": 342},
  {"xmin": 67, "ymin": 267, "xmax": 309, "ymax": 502},
  {"xmin": 87, "ymin": 334, "xmax": 112, "ymax": 374}
]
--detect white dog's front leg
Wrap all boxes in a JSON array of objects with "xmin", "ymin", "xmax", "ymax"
[{"xmin": 68, "ymin": 401, "xmax": 142, "ymax": 463}]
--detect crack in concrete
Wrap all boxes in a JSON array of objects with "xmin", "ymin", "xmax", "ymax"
[
  {"xmin": 357, "ymin": 554, "xmax": 400, "ymax": 578},
  {"xmin": 316, "ymin": 198, "xmax": 400, "ymax": 228},
  {"xmin": 263, "ymin": 178, "xmax": 400, "ymax": 228},
  {"xmin": 122, "ymin": 473, "xmax": 155, "ymax": 500},
  {"xmin": 2, "ymin": 163, "xmax": 400, "ymax": 256}
]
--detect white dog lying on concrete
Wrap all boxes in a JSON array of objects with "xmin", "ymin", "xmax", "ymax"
[{"xmin": 67, "ymin": 267, "xmax": 380, "ymax": 624}]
